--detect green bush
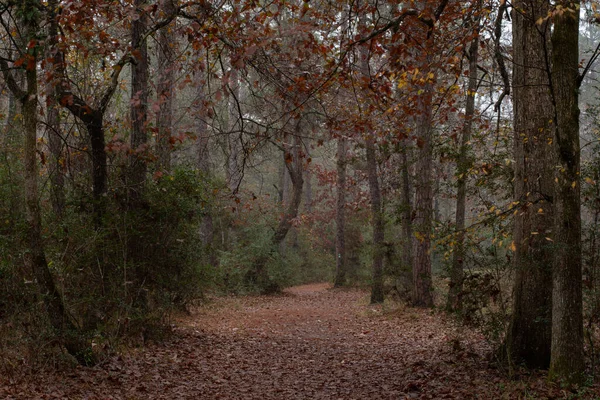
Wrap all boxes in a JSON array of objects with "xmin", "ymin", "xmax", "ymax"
[{"xmin": 35, "ymin": 167, "xmax": 220, "ymax": 350}]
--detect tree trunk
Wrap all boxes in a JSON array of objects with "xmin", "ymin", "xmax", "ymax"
[
  {"xmin": 227, "ymin": 66, "xmax": 242, "ymax": 194},
  {"xmin": 195, "ymin": 61, "xmax": 216, "ymax": 264},
  {"xmin": 549, "ymin": 0, "xmax": 584, "ymax": 385},
  {"xmin": 156, "ymin": 0, "xmax": 176, "ymax": 172},
  {"xmin": 411, "ymin": 72, "xmax": 434, "ymax": 308},
  {"xmin": 88, "ymin": 113, "xmax": 108, "ymax": 223},
  {"xmin": 129, "ymin": 0, "xmax": 149, "ymax": 200},
  {"xmin": 24, "ymin": 69, "xmax": 87, "ymax": 363},
  {"xmin": 45, "ymin": 17, "xmax": 65, "ymax": 217},
  {"xmin": 447, "ymin": 14, "xmax": 479, "ymax": 312},
  {"xmin": 304, "ymin": 148, "xmax": 313, "ymax": 213},
  {"xmin": 504, "ymin": 0, "xmax": 554, "ymax": 369},
  {"xmin": 397, "ymin": 146, "xmax": 413, "ymax": 298},
  {"xmin": 334, "ymin": 136, "xmax": 347, "ymax": 287},
  {"xmin": 249, "ymin": 123, "xmax": 304, "ymax": 293},
  {"xmin": 410, "ymin": 3, "xmax": 437, "ymax": 308},
  {"xmin": 357, "ymin": 33, "xmax": 385, "ymax": 303},
  {"xmin": 273, "ymin": 131, "xmax": 304, "ymax": 246},
  {"xmin": 366, "ymin": 135, "xmax": 384, "ymax": 304}
]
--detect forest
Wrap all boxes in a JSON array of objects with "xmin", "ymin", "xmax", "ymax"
[{"xmin": 1, "ymin": 0, "xmax": 600, "ymax": 398}]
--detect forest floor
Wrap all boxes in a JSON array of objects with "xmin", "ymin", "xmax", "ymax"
[{"xmin": 1, "ymin": 283, "xmax": 599, "ymax": 399}]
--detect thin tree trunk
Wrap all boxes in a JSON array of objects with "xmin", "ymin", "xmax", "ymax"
[
  {"xmin": 504, "ymin": 0, "xmax": 554, "ymax": 369},
  {"xmin": 397, "ymin": 146, "xmax": 413, "ymax": 298},
  {"xmin": 156, "ymin": 0, "xmax": 176, "ymax": 172},
  {"xmin": 45, "ymin": 19, "xmax": 65, "ymax": 217},
  {"xmin": 334, "ymin": 136, "xmax": 347, "ymax": 287},
  {"xmin": 357, "ymin": 33, "xmax": 385, "ymax": 303},
  {"xmin": 195, "ymin": 60, "xmax": 215, "ymax": 264},
  {"xmin": 549, "ymin": 0, "xmax": 584, "ymax": 384},
  {"xmin": 304, "ymin": 148, "xmax": 313, "ymax": 213},
  {"xmin": 4, "ymin": 75, "xmax": 18, "ymax": 138},
  {"xmin": 278, "ymin": 152, "xmax": 291, "ymax": 254},
  {"xmin": 334, "ymin": 6, "xmax": 351, "ymax": 289},
  {"xmin": 366, "ymin": 135, "xmax": 384, "ymax": 304},
  {"xmin": 130, "ymin": 0, "xmax": 149, "ymax": 200},
  {"xmin": 447, "ymin": 14, "xmax": 479, "ymax": 312},
  {"xmin": 88, "ymin": 114, "xmax": 108, "ymax": 219},
  {"xmin": 227, "ymin": 67, "xmax": 242, "ymax": 194}
]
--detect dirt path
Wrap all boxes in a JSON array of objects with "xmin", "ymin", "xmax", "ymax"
[{"xmin": 1, "ymin": 283, "xmax": 596, "ymax": 399}]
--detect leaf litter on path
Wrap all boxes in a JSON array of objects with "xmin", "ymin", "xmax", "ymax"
[{"xmin": 1, "ymin": 282, "xmax": 599, "ymax": 399}]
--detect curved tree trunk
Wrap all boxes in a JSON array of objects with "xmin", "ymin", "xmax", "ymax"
[
  {"xmin": 2, "ymin": 0, "xmax": 88, "ymax": 364},
  {"xmin": 272, "ymin": 132, "xmax": 304, "ymax": 246},
  {"xmin": 24, "ymin": 67, "xmax": 87, "ymax": 364},
  {"xmin": 504, "ymin": 0, "xmax": 554, "ymax": 369},
  {"xmin": 249, "ymin": 125, "xmax": 304, "ymax": 293}
]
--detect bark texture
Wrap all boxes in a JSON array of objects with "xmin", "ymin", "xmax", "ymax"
[
  {"xmin": 397, "ymin": 147, "xmax": 413, "ymax": 299},
  {"xmin": 129, "ymin": 0, "xmax": 150, "ymax": 200},
  {"xmin": 410, "ymin": 2, "xmax": 438, "ymax": 308},
  {"xmin": 412, "ymin": 94, "xmax": 434, "ymax": 307},
  {"xmin": 504, "ymin": 0, "xmax": 554, "ymax": 369},
  {"xmin": 156, "ymin": 0, "xmax": 177, "ymax": 172},
  {"xmin": 272, "ymin": 131, "xmax": 304, "ymax": 246},
  {"xmin": 45, "ymin": 15, "xmax": 65, "ymax": 217},
  {"xmin": 195, "ymin": 62, "xmax": 215, "ymax": 264},
  {"xmin": 549, "ymin": 0, "xmax": 584, "ymax": 385}
]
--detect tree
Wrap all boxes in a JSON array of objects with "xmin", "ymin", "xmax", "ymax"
[
  {"xmin": 129, "ymin": 0, "xmax": 150, "ymax": 201},
  {"xmin": 549, "ymin": 0, "xmax": 584, "ymax": 384},
  {"xmin": 504, "ymin": 0, "xmax": 554, "ymax": 369},
  {"xmin": 156, "ymin": 0, "xmax": 177, "ymax": 172},
  {"xmin": 366, "ymin": 132, "xmax": 385, "ymax": 303},
  {"xmin": 49, "ymin": 7, "xmax": 125, "ymax": 222},
  {"xmin": 446, "ymin": 3, "xmax": 480, "ymax": 312},
  {"xmin": 334, "ymin": 135, "xmax": 348, "ymax": 287},
  {"xmin": 410, "ymin": 1, "xmax": 441, "ymax": 308},
  {"xmin": 397, "ymin": 146, "xmax": 413, "ymax": 298},
  {"xmin": 44, "ymin": 9, "xmax": 65, "ymax": 217},
  {"xmin": 355, "ymin": 14, "xmax": 385, "ymax": 303},
  {"xmin": 0, "ymin": 0, "xmax": 87, "ymax": 364}
]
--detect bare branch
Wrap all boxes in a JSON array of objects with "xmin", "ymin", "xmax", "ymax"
[
  {"xmin": 0, "ymin": 57, "xmax": 26, "ymax": 99},
  {"xmin": 493, "ymin": 1, "xmax": 510, "ymax": 112}
]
